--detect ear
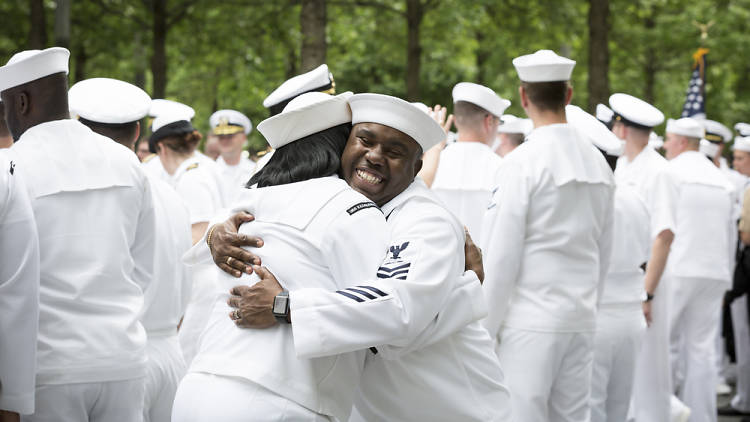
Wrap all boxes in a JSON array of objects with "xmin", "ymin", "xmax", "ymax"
[
  {"xmin": 17, "ymin": 91, "xmax": 29, "ymax": 115},
  {"xmin": 519, "ymin": 86, "xmax": 528, "ymax": 109},
  {"xmin": 133, "ymin": 121, "xmax": 141, "ymax": 143},
  {"xmin": 564, "ymin": 85, "xmax": 573, "ymax": 105}
]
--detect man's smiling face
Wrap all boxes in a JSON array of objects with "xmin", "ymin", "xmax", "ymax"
[{"xmin": 340, "ymin": 122, "xmax": 423, "ymax": 207}]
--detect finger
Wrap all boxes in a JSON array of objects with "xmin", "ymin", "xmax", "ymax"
[
  {"xmin": 444, "ymin": 114, "xmax": 454, "ymax": 132},
  {"xmin": 230, "ymin": 212, "xmax": 254, "ymax": 229},
  {"xmin": 218, "ymin": 263, "xmax": 242, "ymax": 278},
  {"xmin": 253, "ymin": 265, "xmax": 271, "ymax": 280},
  {"xmin": 234, "ymin": 234, "xmax": 264, "ymax": 248},
  {"xmin": 227, "ymin": 256, "xmax": 248, "ymax": 274},
  {"xmin": 230, "ymin": 285, "xmax": 250, "ymax": 296},
  {"xmin": 227, "ymin": 295, "xmax": 241, "ymax": 308}
]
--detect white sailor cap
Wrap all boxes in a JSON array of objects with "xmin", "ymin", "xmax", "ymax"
[
  {"xmin": 666, "ymin": 117, "xmax": 705, "ymax": 139},
  {"xmin": 596, "ymin": 103, "xmax": 614, "ymax": 124},
  {"xmin": 452, "ymin": 82, "xmax": 510, "ymax": 117},
  {"xmin": 735, "ymin": 123, "xmax": 750, "ymax": 137},
  {"xmin": 512, "ymin": 49, "xmax": 576, "ymax": 82},
  {"xmin": 210, "ymin": 109, "xmax": 252, "ymax": 135},
  {"xmin": 565, "ymin": 104, "xmax": 621, "ymax": 153},
  {"xmin": 263, "ymin": 64, "xmax": 335, "ymax": 115},
  {"xmin": 349, "ymin": 93, "xmax": 444, "ymax": 152},
  {"xmin": 702, "ymin": 119, "xmax": 732, "ymax": 143},
  {"xmin": 411, "ymin": 102, "xmax": 431, "ymax": 115},
  {"xmin": 699, "ymin": 139, "xmax": 720, "ymax": 158},
  {"xmin": 608, "ymin": 93, "xmax": 664, "ymax": 129},
  {"xmin": 149, "ymin": 113, "xmax": 195, "ymax": 153},
  {"xmin": 734, "ymin": 137, "xmax": 750, "ymax": 152},
  {"xmin": 257, "ymin": 92, "xmax": 352, "ymax": 150},
  {"xmin": 69, "ymin": 78, "xmax": 151, "ymax": 124},
  {"xmin": 0, "ymin": 47, "xmax": 69, "ymax": 94},
  {"xmin": 649, "ymin": 132, "xmax": 664, "ymax": 149},
  {"xmin": 497, "ymin": 114, "xmax": 532, "ymax": 136},
  {"xmin": 149, "ymin": 99, "xmax": 195, "ymax": 120}
]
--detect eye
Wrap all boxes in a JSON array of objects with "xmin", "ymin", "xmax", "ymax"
[{"xmin": 358, "ymin": 137, "xmax": 372, "ymax": 147}]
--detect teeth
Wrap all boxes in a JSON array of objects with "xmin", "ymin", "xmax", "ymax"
[{"xmin": 357, "ymin": 169, "xmax": 382, "ymax": 184}]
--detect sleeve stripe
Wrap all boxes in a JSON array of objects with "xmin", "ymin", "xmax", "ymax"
[
  {"xmin": 336, "ymin": 290, "xmax": 364, "ymax": 302},
  {"xmin": 356, "ymin": 285, "xmax": 388, "ymax": 297},
  {"xmin": 377, "ymin": 262, "xmax": 411, "ymax": 273},
  {"xmin": 386, "ymin": 268, "xmax": 409, "ymax": 277},
  {"xmin": 345, "ymin": 288, "xmax": 377, "ymax": 300}
]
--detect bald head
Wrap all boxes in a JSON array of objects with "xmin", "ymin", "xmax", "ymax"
[{"xmin": 0, "ymin": 72, "xmax": 70, "ymax": 141}]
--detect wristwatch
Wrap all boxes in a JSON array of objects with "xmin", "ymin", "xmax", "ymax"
[
  {"xmin": 272, "ymin": 289, "xmax": 290, "ymax": 324},
  {"xmin": 644, "ymin": 292, "xmax": 655, "ymax": 302}
]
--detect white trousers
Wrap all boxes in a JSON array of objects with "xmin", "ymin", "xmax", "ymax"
[
  {"xmin": 590, "ymin": 304, "xmax": 646, "ymax": 422},
  {"xmin": 21, "ymin": 378, "xmax": 144, "ymax": 422},
  {"xmin": 144, "ymin": 335, "xmax": 186, "ymax": 422},
  {"xmin": 669, "ymin": 276, "xmax": 725, "ymax": 422},
  {"xmin": 497, "ymin": 328, "xmax": 593, "ymax": 422},
  {"xmin": 172, "ymin": 372, "xmax": 330, "ymax": 422},
  {"xmin": 631, "ymin": 275, "xmax": 672, "ymax": 422},
  {"xmin": 731, "ymin": 295, "xmax": 750, "ymax": 412},
  {"xmin": 178, "ymin": 263, "xmax": 219, "ymax": 366}
]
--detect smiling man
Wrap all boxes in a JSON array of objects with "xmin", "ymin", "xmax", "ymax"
[
  {"xmin": 210, "ymin": 109, "xmax": 255, "ymax": 202},
  {"xmin": 207, "ymin": 93, "xmax": 511, "ymax": 421}
]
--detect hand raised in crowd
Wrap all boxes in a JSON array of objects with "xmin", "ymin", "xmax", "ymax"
[
  {"xmin": 227, "ymin": 265, "xmax": 283, "ymax": 328},
  {"xmin": 207, "ymin": 212, "xmax": 264, "ymax": 277},
  {"xmin": 431, "ymin": 104, "xmax": 454, "ymax": 135},
  {"xmin": 464, "ymin": 227, "xmax": 484, "ymax": 283}
]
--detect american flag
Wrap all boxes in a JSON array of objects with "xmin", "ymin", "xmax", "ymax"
[{"xmin": 681, "ymin": 48, "xmax": 709, "ymax": 119}]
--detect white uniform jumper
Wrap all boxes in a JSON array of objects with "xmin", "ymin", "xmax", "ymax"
[
  {"xmin": 664, "ymin": 151, "xmax": 734, "ymax": 422},
  {"xmin": 141, "ymin": 176, "xmax": 192, "ymax": 422},
  {"xmin": 173, "ymin": 176, "xmax": 388, "ymax": 422},
  {"xmin": 291, "ymin": 179, "xmax": 512, "ymax": 422},
  {"xmin": 12, "ymin": 120, "xmax": 155, "ymax": 422},
  {"xmin": 481, "ymin": 124, "xmax": 615, "ymax": 422},
  {"xmin": 216, "ymin": 155, "xmax": 256, "ymax": 202},
  {"xmin": 0, "ymin": 151, "xmax": 40, "ymax": 416},
  {"xmin": 615, "ymin": 144, "xmax": 673, "ymax": 422},
  {"xmin": 172, "ymin": 154, "xmax": 228, "ymax": 366},
  {"xmin": 431, "ymin": 141, "xmax": 502, "ymax": 240},
  {"xmin": 590, "ymin": 184, "xmax": 649, "ymax": 422}
]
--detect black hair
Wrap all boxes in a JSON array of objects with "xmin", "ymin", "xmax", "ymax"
[
  {"xmin": 79, "ymin": 118, "xmax": 139, "ymax": 147},
  {"xmin": 521, "ymin": 81, "xmax": 569, "ymax": 112},
  {"xmin": 247, "ymin": 122, "xmax": 352, "ymax": 188}
]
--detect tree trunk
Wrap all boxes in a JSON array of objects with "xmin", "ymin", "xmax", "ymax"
[
  {"xmin": 151, "ymin": 0, "xmax": 168, "ymax": 98},
  {"xmin": 300, "ymin": 0, "xmax": 326, "ymax": 72},
  {"xmin": 28, "ymin": 0, "xmax": 47, "ymax": 49},
  {"xmin": 587, "ymin": 0, "xmax": 609, "ymax": 112},
  {"xmin": 405, "ymin": 0, "xmax": 423, "ymax": 101},
  {"xmin": 643, "ymin": 15, "xmax": 656, "ymax": 104},
  {"xmin": 54, "ymin": 0, "xmax": 71, "ymax": 49},
  {"xmin": 134, "ymin": 31, "xmax": 146, "ymax": 89},
  {"xmin": 475, "ymin": 30, "xmax": 489, "ymax": 85},
  {"xmin": 74, "ymin": 45, "xmax": 87, "ymax": 82}
]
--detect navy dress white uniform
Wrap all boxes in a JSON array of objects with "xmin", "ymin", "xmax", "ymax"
[
  {"xmin": 590, "ymin": 183, "xmax": 649, "ymax": 422},
  {"xmin": 431, "ymin": 82, "xmax": 509, "ymax": 240},
  {"xmin": 68, "ymin": 77, "xmax": 194, "ymax": 422},
  {"xmin": 286, "ymin": 94, "xmax": 511, "ymax": 422},
  {"xmin": 608, "ymin": 93, "xmax": 673, "ymax": 422},
  {"xmin": 210, "ymin": 109, "xmax": 256, "ymax": 202},
  {"xmin": 662, "ymin": 118, "xmax": 735, "ymax": 422},
  {"xmin": 172, "ymin": 92, "xmax": 390, "ymax": 422},
  {"xmin": 1, "ymin": 48, "xmax": 155, "ymax": 422},
  {"xmin": 481, "ymin": 50, "xmax": 615, "ymax": 422},
  {"xmin": 0, "ymin": 151, "xmax": 39, "ymax": 417}
]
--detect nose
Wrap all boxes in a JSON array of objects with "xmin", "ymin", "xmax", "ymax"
[{"xmin": 364, "ymin": 145, "xmax": 385, "ymax": 166}]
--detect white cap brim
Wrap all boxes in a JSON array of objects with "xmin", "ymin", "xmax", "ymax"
[
  {"xmin": 565, "ymin": 105, "xmax": 621, "ymax": 153},
  {"xmin": 452, "ymin": 82, "xmax": 510, "ymax": 117},
  {"xmin": 69, "ymin": 78, "xmax": 151, "ymax": 124},
  {"xmin": 0, "ymin": 47, "xmax": 70, "ymax": 93}
]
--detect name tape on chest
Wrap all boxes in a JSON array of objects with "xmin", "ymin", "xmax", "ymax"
[{"xmin": 347, "ymin": 201, "xmax": 379, "ymax": 215}]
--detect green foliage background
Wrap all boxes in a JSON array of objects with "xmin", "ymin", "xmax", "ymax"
[{"xmin": 2, "ymin": 0, "xmax": 750, "ymax": 151}]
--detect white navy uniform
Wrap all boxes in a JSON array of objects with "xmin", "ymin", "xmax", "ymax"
[
  {"xmin": 615, "ymin": 144, "xmax": 673, "ymax": 422},
  {"xmin": 173, "ymin": 153, "xmax": 228, "ymax": 366},
  {"xmin": 142, "ymin": 153, "xmax": 168, "ymax": 182},
  {"xmin": 664, "ymin": 151, "xmax": 734, "ymax": 422},
  {"xmin": 12, "ymin": 119, "xmax": 155, "ymax": 422},
  {"xmin": 590, "ymin": 184, "xmax": 649, "ymax": 422},
  {"xmin": 141, "ymin": 176, "xmax": 192, "ymax": 422},
  {"xmin": 431, "ymin": 141, "xmax": 502, "ymax": 240},
  {"xmin": 172, "ymin": 176, "xmax": 388, "ymax": 421},
  {"xmin": 290, "ymin": 179, "xmax": 512, "ymax": 422},
  {"xmin": 481, "ymin": 124, "xmax": 615, "ymax": 422},
  {"xmin": 0, "ymin": 151, "xmax": 39, "ymax": 416},
  {"xmin": 216, "ymin": 155, "xmax": 255, "ymax": 202}
]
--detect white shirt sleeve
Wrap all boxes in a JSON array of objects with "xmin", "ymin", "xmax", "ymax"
[
  {"xmin": 130, "ymin": 172, "xmax": 156, "ymax": 294},
  {"xmin": 480, "ymin": 159, "xmax": 530, "ymax": 341},
  {"xmin": 648, "ymin": 167, "xmax": 678, "ymax": 239},
  {"xmin": 597, "ymin": 188, "xmax": 616, "ymax": 304},
  {"xmin": 176, "ymin": 173, "xmax": 218, "ymax": 225},
  {"xmin": 0, "ymin": 160, "xmax": 40, "ymax": 415},
  {"xmin": 291, "ymin": 206, "xmax": 463, "ymax": 359}
]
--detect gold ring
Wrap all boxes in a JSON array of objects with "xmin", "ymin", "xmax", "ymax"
[
  {"xmin": 227, "ymin": 256, "xmax": 233, "ymax": 265},
  {"xmin": 233, "ymin": 310, "xmax": 241, "ymax": 320}
]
